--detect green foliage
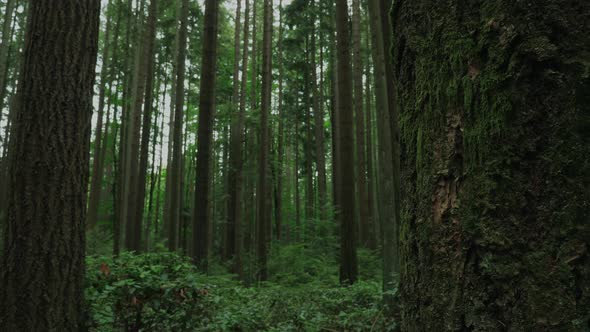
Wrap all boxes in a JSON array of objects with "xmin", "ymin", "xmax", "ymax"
[
  {"xmin": 86, "ymin": 252, "xmax": 214, "ymax": 331},
  {"xmin": 86, "ymin": 251, "xmax": 395, "ymax": 331}
]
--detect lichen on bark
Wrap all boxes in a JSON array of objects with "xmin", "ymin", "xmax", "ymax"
[{"xmin": 392, "ymin": 0, "xmax": 590, "ymax": 330}]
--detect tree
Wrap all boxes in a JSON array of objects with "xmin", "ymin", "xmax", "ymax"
[
  {"xmin": 226, "ymin": 0, "xmax": 243, "ymax": 262},
  {"xmin": 256, "ymin": 0, "xmax": 273, "ymax": 282},
  {"xmin": 228, "ymin": 0, "xmax": 251, "ymax": 275},
  {"xmin": 167, "ymin": 0, "xmax": 189, "ymax": 252},
  {"xmin": 133, "ymin": 0, "xmax": 158, "ymax": 251},
  {"xmin": 367, "ymin": 0, "xmax": 399, "ymax": 306},
  {"xmin": 193, "ymin": 0, "xmax": 220, "ymax": 269},
  {"xmin": 352, "ymin": 0, "xmax": 369, "ymax": 247},
  {"xmin": 311, "ymin": 0, "xmax": 327, "ymax": 222},
  {"xmin": 0, "ymin": 1, "xmax": 100, "ymax": 329},
  {"xmin": 392, "ymin": 0, "xmax": 590, "ymax": 329},
  {"xmin": 335, "ymin": 0, "xmax": 358, "ymax": 285}
]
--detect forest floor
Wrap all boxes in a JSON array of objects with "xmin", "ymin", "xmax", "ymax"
[{"xmin": 85, "ymin": 241, "xmax": 397, "ymax": 331}]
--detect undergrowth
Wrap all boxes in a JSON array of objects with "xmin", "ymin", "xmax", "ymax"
[{"xmin": 85, "ymin": 246, "xmax": 396, "ymax": 331}]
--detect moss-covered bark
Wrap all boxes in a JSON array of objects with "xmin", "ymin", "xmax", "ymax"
[{"xmin": 391, "ymin": 0, "xmax": 590, "ymax": 330}]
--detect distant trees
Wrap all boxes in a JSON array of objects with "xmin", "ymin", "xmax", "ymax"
[{"xmin": 0, "ymin": 1, "xmax": 100, "ymax": 329}]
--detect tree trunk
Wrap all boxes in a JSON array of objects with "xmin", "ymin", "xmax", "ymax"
[
  {"xmin": 392, "ymin": 0, "xmax": 590, "ymax": 330},
  {"xmin": 167, "ymin": 0, "xmax": 189, "ymax": 252},
  {"xmin": 256, "ymin": 0, "xmax": 272, "ymax": 282},
  {"xmin": 352, "ymin": 0, "xmax": 369, "ymax": 248},
  {"xmin": 368, "ymin": 0, "xmax": 399, "ymax": 307},
  {"xmin": 363, "ymin": 6, "xmax": 377, "ymax": 250},
  {"xmin": 133, "ymin": 0, "xmax": 158, "ymax": 252},
  {"xmin": 305, "ymin": 36, "xmax": 314, "ymax": 230},
  {"xmin": 274, "ymin": 0, "xmax": 284, "ymax": 240},
  {"xmin": 335, "ymin": 0, "xmax": 358, "ymax": 285},
  {"xmin": 312, "ymin": 0, "xmax": 327, "ymax": 222},
  {"xmin": 0, "ymin": 1, "xmax": 100, "ymax": 329},
  {"xmin": 226, "ymin": 0, "xmax": 243, "ymax": 262},
  {"xmin": 228, "ymin": 0, "xmax": 250, "ymax": 276},
  {"xmin": 193, "ymin": 0, "xmax": 220, "ymax": 270}
]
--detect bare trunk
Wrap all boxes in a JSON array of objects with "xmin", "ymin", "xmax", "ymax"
[
  {"xmin": 193, "ymin": 0, "xmax": 220, "ymax": 269},
  {"xmin": 0, "ymin": 1, "xmax": 100, "ymax": 329}
]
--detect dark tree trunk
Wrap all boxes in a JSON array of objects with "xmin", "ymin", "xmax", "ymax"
[
  {"xmin": 228, "ymin": 0, "xmax": 250, "ymax": 276},
  {"xmin": 0, "ymin": 1, "xmax": 100, "ymax": 330},
  {"xmin": 335, "ymin": 0, "xmax": 358, "ymax": 285},
  {"xmin": 226, "ymin": 0, "xmax": 243, "ymax": 262},
  {"xmin": 392, "ymin": 0, "xmax": 590, "ymax": 330},
  {"xmin": 167, "ymin": 0, "xmax": 189, "ymax": 252},
  {"xmin": 193, "ymin": 0, "xmax": 220, "ymax": 270},
  {"xmin": 352, "ymin": 0, "xmax": 369, "ymax": 248},
  {"xmin": 256, "ymin": 0, "xmax": 272, "ymax": 281},
  {"xmin": 274, "ymin": 0, "xmax": 284, "ymax": 240}
]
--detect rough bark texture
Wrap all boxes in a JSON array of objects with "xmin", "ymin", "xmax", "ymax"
[
  {"xmin": 193, "ymin": 0, "xmax": 220, "ymax": 270},
  {"xmin": 335, "ymin": 0, "xmax": 358, "ymax": 285},
  {"xmin": 0, "ymin": 1, "xmax": 100, "ymax": 330},
  {"xmin": 392, "ymin": 0, "xmax": 590, "ymax": 330}
]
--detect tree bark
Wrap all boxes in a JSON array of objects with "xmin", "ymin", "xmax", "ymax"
[
  {"xmin": 193, "ymin": 0, "xmax": 220, "ymax": 270},
  {"xmin": 392, "ymin": 0, "xmax": 590, "ymax": 330},
  {"xmin": 335, "ymin": 0, "xmax": 358, "ymax": 285},
  {"xmin": 0, "ymin": 1, "xmax": 100, "ymax": 329}
]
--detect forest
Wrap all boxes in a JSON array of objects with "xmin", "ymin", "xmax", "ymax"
[{"xmin": 0, "ymin": 0, "xmax": 588, "ymax": 331}]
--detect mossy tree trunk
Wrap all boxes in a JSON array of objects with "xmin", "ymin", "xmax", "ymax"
[
  {"xmin": 0, "ymin": 0, "xmax": 100, "ymax": 329},
  {"xmin": 392, "ymin": 0, "xmax": 590, "ymax": 330}
]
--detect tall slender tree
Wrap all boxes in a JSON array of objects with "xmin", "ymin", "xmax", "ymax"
[
  {"xmin": 167, "ymin": 0, "xmax": 189, "ymax": 252},
  {"xmin": 193, "ymin": 0, "xmax": 220, "ymax": 269},
  {"xmin": 0, "ymin": 1, "xmax": 100, "ymax": 329},
  {"xmin": 256, "ymin": 0, "xmax": 273, "ymax": 281},
  {"xmin": 311, "ymin": 0, "xmax": 327, "ymax": 222},
  {"xmin": 352, "ymin": 0, "xmax": 369, "ymax": 247},
  {"xmin": 335, "ymin": 0, "xmax": 358, "ymax": 285}
]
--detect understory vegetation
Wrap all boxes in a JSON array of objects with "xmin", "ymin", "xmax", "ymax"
[{"xmin": 86, "ymin": 247, "xmax": 396, "ymax": 331}]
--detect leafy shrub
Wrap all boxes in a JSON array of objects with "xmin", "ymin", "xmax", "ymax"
[{"xmin": 86, "ymin": 252, "xmax": 214, "ymax": 331}]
